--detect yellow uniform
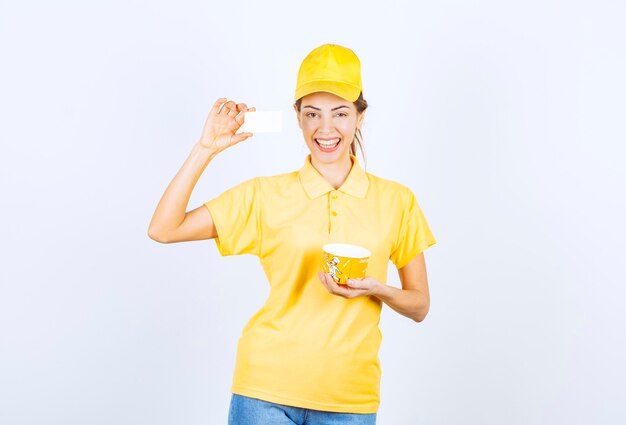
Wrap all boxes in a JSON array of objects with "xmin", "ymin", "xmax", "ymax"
[{"xmin": 204, "ymin": 154, "xmax": 436, "ymax": 413}]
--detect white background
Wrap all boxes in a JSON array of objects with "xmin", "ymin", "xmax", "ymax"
[{"xmin": 1, "ymin": 1, "xmax": 625, "ymax": 424}]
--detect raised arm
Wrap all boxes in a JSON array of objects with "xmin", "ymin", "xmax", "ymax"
[{"xmin": 147, "ymin": 98, "xmax": 255, "ymax": 243}]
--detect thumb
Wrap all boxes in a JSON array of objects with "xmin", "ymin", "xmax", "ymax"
[
  {"xmin": 347, "ymin": 279, "xmax": 362, "ymax": 288},
  {"xmin": 230, "ymin": 132, "xmax": 253, "ymax": 144}
]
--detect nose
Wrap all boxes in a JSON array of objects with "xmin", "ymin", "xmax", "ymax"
[{"xmin": 319, "ymin": 114, "xmax": 334, "ymax": 132}]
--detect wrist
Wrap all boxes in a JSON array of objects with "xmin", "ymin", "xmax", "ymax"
[
  {"xmin": 194, "ymin": 141, "xmax": 219, "ymax": 160},
  {"xmin": 372, "ymin": 280, "xmax": 389, "ymax": 298}
]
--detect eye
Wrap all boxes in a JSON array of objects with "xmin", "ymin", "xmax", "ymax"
[
  {"xmin": 335, "ymin": 112, "xmax": 348, "ymax": 117},
  {"xmin": 305, "ymin": 112, "xmax": 318, "ymax": 118}
]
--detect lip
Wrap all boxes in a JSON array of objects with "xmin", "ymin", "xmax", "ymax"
[{"xmin": 315, "ymin": 138, "xmax": 341, "ymax": 152}]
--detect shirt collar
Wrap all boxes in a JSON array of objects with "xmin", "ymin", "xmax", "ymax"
[{"xmin": 298, "ymin": 154, "xmax": 369, "ymax": 199}]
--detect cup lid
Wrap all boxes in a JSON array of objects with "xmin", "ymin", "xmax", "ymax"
[{"xmin": 323, "ymin": 243, "xmax": 371, "ymax": 258}]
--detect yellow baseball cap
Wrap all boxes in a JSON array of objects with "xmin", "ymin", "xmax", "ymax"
[{"xmin": 294, "ymin": 44, "xmax": 363, "ymax": 102}]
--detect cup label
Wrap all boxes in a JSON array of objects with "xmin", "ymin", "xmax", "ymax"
[
  {"xmin": 324, "ymin": 254, "xmax": 345, "ymax": 283},
  {"xmin": 323, "ymin": 252, "xmax": 369, "ymax": 284}
]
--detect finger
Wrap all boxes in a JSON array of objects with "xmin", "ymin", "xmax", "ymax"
[
  {"xmin": 235, "ymin": 109, "xmax": 245, "ymax": 126},
  {"xmin": 219, "ymin": 100, "xmax": 237, "ymax": 115},
  {"xmin": 324, "ymin": 273, "xmax": 347, "ymax": 296},
  {"xmin": 333, "ymin": 284, "xmax": 352, "ymax": 298},
  {"xmin": 347, "ymin": 279, "xmax": 362, "ymax": 288},
  {"xmin": 318, "ymin": 272, "xmax": 330, "ymax": 291},
  {"xmin": 323, "ymin": 272, "xmax": 335, "ymax": 285},
  {"xmin": 226, "ymin": 101, "xmax": 240, "ymax": 118},
  {"xmin": 211, "ymin": 97, "xmax": 228, "ymax": 116},
  {"xmin": 336, "ymin": 275, "xmax": 360, "ymax": 294},
  {"xmin": 322, "ymin": 273, "xmax": 339, "ymax": 295},
  {"xmin": 328, "ymin": 273, "xmax": 341, "ymax": 286},
  {"xmin": 236, "ymin": 103, "xmax": 248, "ymax": 112},
  {"xmin": 248, "ymin": 106, "xmax": 256, "ymax": 112}
]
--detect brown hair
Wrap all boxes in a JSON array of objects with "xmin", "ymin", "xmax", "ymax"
[{"xmin": 294, "ymin": 92, "xmax": 368, "ymax": 169}]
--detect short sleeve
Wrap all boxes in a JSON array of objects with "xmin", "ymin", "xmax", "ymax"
[
  {"xmin": 203, "ymin": 177, "xmax": 261, "ymax": 257},
  {"xmin": 389, "ymin": 188, "xmax": 437, "ymax": 269}
]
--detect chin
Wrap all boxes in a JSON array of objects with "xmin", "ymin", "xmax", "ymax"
[{"xmin": 311, "ymin": 151, "xmax": 351, "ymax": 165}]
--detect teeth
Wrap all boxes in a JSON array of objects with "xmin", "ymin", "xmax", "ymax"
[{"xmin": 316, "ymin": 138, "xmax": 340, "ymax": 147}]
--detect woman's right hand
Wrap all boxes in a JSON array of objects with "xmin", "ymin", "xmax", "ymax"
[{"xmin": 198, "ymin": 97, "xmax": 256, "ymax": 153}]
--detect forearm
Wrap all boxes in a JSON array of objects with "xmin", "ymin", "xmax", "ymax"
[
  {"xmin": 373, "ymin": 284, "xmax": 429, "ymax": 322},
  {"xmin": 148, "ymin": 142, "xmax": 217, "ymax": 235}
]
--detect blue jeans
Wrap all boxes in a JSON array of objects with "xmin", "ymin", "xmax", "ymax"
[{"xmin": 228, "ymin": 393, "xmax": 377, "ymax": 425}]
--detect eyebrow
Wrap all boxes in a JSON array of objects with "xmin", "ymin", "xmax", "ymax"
[{"xmin": 302, "ymin": 105, "xmax": 350, "ymax": 111}]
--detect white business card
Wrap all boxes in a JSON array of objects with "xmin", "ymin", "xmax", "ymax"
[{"xmin": 239, "ymin": 111, "xmax": 282, "ymax": 133}]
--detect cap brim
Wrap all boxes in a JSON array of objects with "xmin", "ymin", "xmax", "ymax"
[{"xmin": 294, "ymin": 80, "xmax": 361, "ymax": 102}]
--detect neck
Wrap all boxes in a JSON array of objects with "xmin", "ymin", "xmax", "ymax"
[{"xmin": 310, "ymin": 155, "xmax": 353, "ymax": 190}]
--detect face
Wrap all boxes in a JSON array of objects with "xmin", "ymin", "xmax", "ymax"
[{"xmin": 294, "ymin": 91, "xmax": 365, "ymax": 166}]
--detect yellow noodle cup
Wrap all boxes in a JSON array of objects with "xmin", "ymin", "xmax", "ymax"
[{"xmin": 322, "ymin": 243, "xmax": 371, "ymax": 285}]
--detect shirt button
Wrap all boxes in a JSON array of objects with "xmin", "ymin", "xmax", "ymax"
[
  {"xmin": 331, "ymin": 195, "xmax": 338, "ymax": 199},
  {"xmin": 331, "ymin": 211, "xmax": 337, "ymax": 216}
]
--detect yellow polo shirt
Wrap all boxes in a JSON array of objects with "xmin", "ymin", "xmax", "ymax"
[{"xmin": 204, "ymin": 154, "xmax": 436, "ymax": 414}]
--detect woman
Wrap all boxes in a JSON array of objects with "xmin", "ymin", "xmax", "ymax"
[{"xmin": 148, "ymin": 44, "xmax": 436, "ymax": 425}]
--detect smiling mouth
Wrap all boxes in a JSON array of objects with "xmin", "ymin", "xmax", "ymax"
[{"xmin": 315, "ymin": 138, "xmax": 341, "ymax": 150}]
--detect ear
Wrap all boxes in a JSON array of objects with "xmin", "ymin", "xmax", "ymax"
[
  {"xmin": 293, "ymin": 103, "xmax": 302, "ymax": 129},
  {"xmin": 356, "ymin": 109, "xmax": 366, "ymax": 130}
]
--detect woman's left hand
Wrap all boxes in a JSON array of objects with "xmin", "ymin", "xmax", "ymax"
[{"xmin": 317, "ymin": 272, "xmax": 382, "ymax": 299}]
